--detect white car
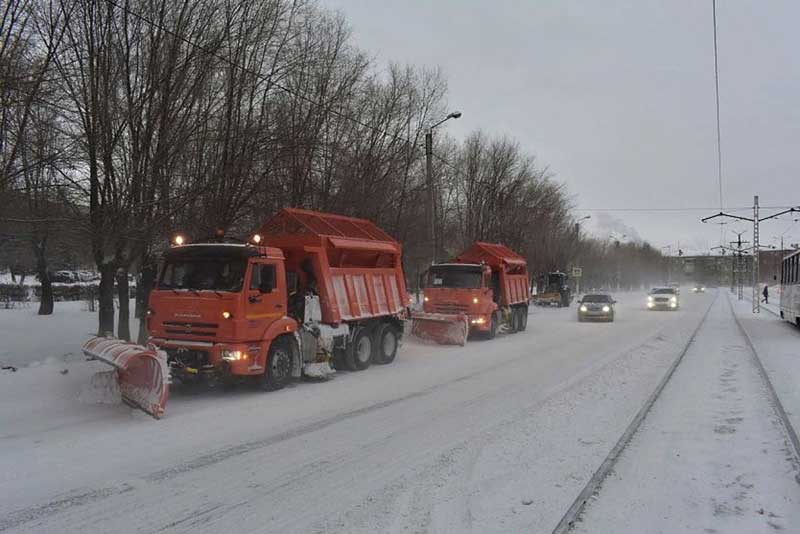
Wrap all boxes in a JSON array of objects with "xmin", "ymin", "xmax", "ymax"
[{"xmin": 647, "ymin": 287, "xmax": 679, "ymax": 310}]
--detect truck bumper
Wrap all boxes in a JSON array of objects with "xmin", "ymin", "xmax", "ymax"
[{"xmin": 150, "ymin": 338, "xmax": 266, "ymax": 381}]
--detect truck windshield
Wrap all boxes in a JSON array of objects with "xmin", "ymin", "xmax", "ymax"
[
  {"xmin": 160, "ymin": 258, "xmax": 247, "ymax": 292},
  {"xmin": 427, "ymin": 266, "xmax": 482, "ymax": 289}
]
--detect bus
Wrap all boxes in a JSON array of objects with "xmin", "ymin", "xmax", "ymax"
[{"xmin": 779, "ymin": 248, "xmax": 800, "ymax": 327}]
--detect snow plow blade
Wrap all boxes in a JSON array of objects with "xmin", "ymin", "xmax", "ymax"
[
  {"xmin": 410, "ymin": 312, "xmax": 469, "ymax": 346},
  {"xmin": 82, "ymin": 337, "xmax": 170, "ymax": 419}
]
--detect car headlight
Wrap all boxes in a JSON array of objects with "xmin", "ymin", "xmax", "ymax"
[
  {"xmin": 602, "ymin": 305, "xmax": 610, "ymax": 312},
  {"xmin": 580, "ymin": 305, "xmax": 588, "ymax": 312}
]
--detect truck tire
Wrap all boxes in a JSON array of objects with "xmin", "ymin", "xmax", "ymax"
[
  {"xmin": 260, "ymin": 338, "xmax": 292, "ymax": 391},
  {"xmin": 486, "ymin": 314, "xmax": 497, "ymax": 340},
  {"xmin": 507, "ymin": 309, "xmax": 518, "ymax": 334},
  {"xmin": 372, "ymin": 323, "xmax": 399, "ymax": 365},
  {"xmin": 345, "ymin": 327, "xmax": 372, "ymax": 371}
]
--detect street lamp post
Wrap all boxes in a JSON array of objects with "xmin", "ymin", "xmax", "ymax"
[
  {"xmin": 574, "ymin": 215, "xmax": 590, "ymax": 294},
  {"xmin": 425, "ymin": 111, "xmax": 461, "ymax": 265}
]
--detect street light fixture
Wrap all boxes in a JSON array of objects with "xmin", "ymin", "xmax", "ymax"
[{"xmin": 426, "ymin": 110, "xmax": 462, "ymax": 264}]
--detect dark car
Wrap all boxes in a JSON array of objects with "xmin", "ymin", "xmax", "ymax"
[{"xmin": 577, "ymin": 293, "xmax": 616, "ymax": 322}]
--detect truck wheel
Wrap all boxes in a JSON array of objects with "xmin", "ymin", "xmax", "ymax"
[
  {"xmin": 520, "ymin": 306, "xmax": 528, "ymax": 331},
  {"xmin": 345, "ymin": 327, "xmax": 372, "ymax": 371},
  {"xmin": 508, "ymin": 309, "xmax": 518, "ymax": 334},
  {"xmin": 486, "ymin": 314, "xmax": 497, "ymax": 340},
  {"xmin": 260, "ymin": 338, "xmax": 292, "ymax": 391},
  {"xmin": 514, "ymin": 307, "xmax": 524, "ymax": 332},
  {"xmin": 372, "ymin": 323, "xmax": 399, "ymax": 365}
]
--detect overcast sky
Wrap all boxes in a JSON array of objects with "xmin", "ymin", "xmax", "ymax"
[{"xmin": 323, "ymin": 0, "xmax": 800, "ymax": 254}]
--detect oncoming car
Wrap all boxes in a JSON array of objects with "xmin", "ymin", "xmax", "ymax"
[
  {"xmin": 647, "ymin": 287, "xmax": 679, "ymax": 310},
  {"xmin": 692, "ymin": 283, "xmax": 706, "ymax": 293},
  {"xmin": 577, "ymin": 293, "xmax": 616, "ymax": 322}
]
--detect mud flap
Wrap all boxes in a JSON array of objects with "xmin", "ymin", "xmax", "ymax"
[
  {"xmin": 410, "ymin": 312, "xmax": 469, "ymax": 346},
  {"xmin": 82, "ymin": 336, "xmax": 170, "ymax": 419}
]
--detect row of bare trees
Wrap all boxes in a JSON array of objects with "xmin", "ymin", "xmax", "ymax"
[{"xmin": 1, "ymin": 0, "xmax": 663, "ymax": 338}]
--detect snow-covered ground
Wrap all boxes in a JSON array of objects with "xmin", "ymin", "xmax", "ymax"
[
  {"xmin": 0, "ymin": 300, "xmax": 136, "ymax": 369},
  {"xmin": 1, "ymin": 289, "xmax": 797, "ymax": 533},
  {"xmin": 575, "ymin": 293, "xmax": 800, "ymax": 534}
]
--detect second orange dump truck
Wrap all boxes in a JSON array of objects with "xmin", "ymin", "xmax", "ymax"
[{"xmin": 412, "ymin": 242, "xmax": 530, "ymax": 344}]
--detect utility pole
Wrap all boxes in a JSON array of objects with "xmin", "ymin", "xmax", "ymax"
[
  {"xmin": 425, "ymin": 111, "xmax": 462, "ymax": 266},
  {"xmin": 752, "ymin": 196, "xmax": 759, "ymax": 312},
  {"xmin": 702, "ymin": 199, "xmax": 799, "ymax": 313}
]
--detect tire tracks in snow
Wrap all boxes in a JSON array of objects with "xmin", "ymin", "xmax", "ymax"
[{"xmin": 0, "ymin": 303, "xmax": 697, "ymax": 533}]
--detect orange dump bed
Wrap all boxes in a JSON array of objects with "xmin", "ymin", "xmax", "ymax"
[
  {"xmin": 257, "ymin": 208, "xmax": 409, "ymax": 324},
  {"xmin": 454, "ymin": 242, "xmax": 529, "ymax": 307}
]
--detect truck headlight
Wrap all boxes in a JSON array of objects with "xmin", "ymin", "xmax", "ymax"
[
  {"xmin": 647, "ymin": 296, "xmax": 654, "ymax": 302},
  {"xmin": 602, "ymin": 305, "xmax": 610, "ymax": 312},
  {"xmin": 580, "ymin": 305, "xmax": 588, "ymax": 312},
  {"xmin": 221, "ymin": 350, "xmax": 247, "ymax": 361},
  {"xmin": 670, "ymin": 296, "xmax": 677, "ymax": 303},
  {"xmin": 472, "ymin": 297, "xmax": 479, "ymax": 304},
  {"xmin": 424, "ymin": 296, "xmax": 429, "ymax": 302},
  {"xmin": 647, "ymin": 301, "xmax": 654, "ymax": 308}
]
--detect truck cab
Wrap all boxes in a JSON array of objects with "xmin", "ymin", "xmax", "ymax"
[
  {"xmin": 147, "ymin": 243, "xmax": 299, "ymax": 389},
  {"xmin": 423, "ymin": 263, "xmax": 498, "ymax": 335}
]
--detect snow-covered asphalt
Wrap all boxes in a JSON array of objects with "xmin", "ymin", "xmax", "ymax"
[
  {"xmin": 0, "ymin": 290, "xmax": 789, "ymax": 533},
  {"xmin": 575, "ymin": 293, "xmax": 800, "ymax": 533}
]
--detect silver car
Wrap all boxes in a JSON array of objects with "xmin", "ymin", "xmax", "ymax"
[
  {"xmin": 577, "ymin": 294, "xmax": 616, "ymax": 322},
  {"xmin": 647, "ymin": 287, "xmax": 679, "ymax": 310}
]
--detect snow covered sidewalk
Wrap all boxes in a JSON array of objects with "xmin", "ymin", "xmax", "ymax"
[{"xmin": 575, "ymin": 294, "xmax": 800, "ymax": 534}]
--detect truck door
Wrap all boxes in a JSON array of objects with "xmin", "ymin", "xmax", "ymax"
[{"xmin": 245, "ymin": 261, "xmax": 286, "ymax": 338}]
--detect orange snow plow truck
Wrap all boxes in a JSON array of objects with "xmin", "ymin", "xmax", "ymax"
[
  {"xmin": 412, "ymin": 242, "xmax": 530, "ymax": 345},
  {"xmin": 84, "ymin": 208, "xmax": 409, "ymax": 418}
]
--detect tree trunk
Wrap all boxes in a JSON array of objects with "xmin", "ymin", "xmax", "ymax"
[
  {"xmin": 97, "ymin": 265, "xmax": 116, "ymax": 336},
  {"xmin": 136, "ymin": 262, "xmax": 156, "ymax": 344},
  {"xmin": 116, "ymin": 268, "xmax": 131, "ymax": 341},
  {"xmin": 34, "ymin": 238, "xmax": 54, "ymax": 315}
]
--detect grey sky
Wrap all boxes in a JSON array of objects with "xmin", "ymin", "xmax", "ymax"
[{"xmin": 323, "ymin": 0, "xmax": 800, "ymax": 254}]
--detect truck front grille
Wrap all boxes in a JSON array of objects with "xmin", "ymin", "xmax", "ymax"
[
  {"xmin": 163, "ymin": 321, "xmax": 218, "ymax": 338},
  {"xmin": 433, "ymin": 303, "xmax": 469, "ymax": 314}
]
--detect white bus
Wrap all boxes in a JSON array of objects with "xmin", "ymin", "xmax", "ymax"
[{"xmin": 780, "ymin": 249, "xmax": 800, "ymax": 327}]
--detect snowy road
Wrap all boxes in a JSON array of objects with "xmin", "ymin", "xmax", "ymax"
[
  {"xmin": 575, "ymin": 293, "xmax": 800, "ymax": 533},
  {"xmin": 0, "ymin": 291, "xmax": 742, "ymax": 533}
]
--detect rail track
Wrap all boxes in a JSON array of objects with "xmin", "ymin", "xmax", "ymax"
[{"xmin": 551, "ymin": 290, "xmax": 800, "ymax": 533}]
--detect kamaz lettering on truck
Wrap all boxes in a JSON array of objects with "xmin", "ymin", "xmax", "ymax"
[{"xmin": 146, "ymin": 208, "xmax": 409, "ymax": 396}]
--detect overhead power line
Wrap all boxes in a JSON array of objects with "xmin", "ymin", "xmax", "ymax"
[
  {"xmin": 712, "ymin": 0, "xmax": 725, "ymax": 244},
  {"xmin": 575, "ymin": 206, "xmax": 795, "ymax": 213}
]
